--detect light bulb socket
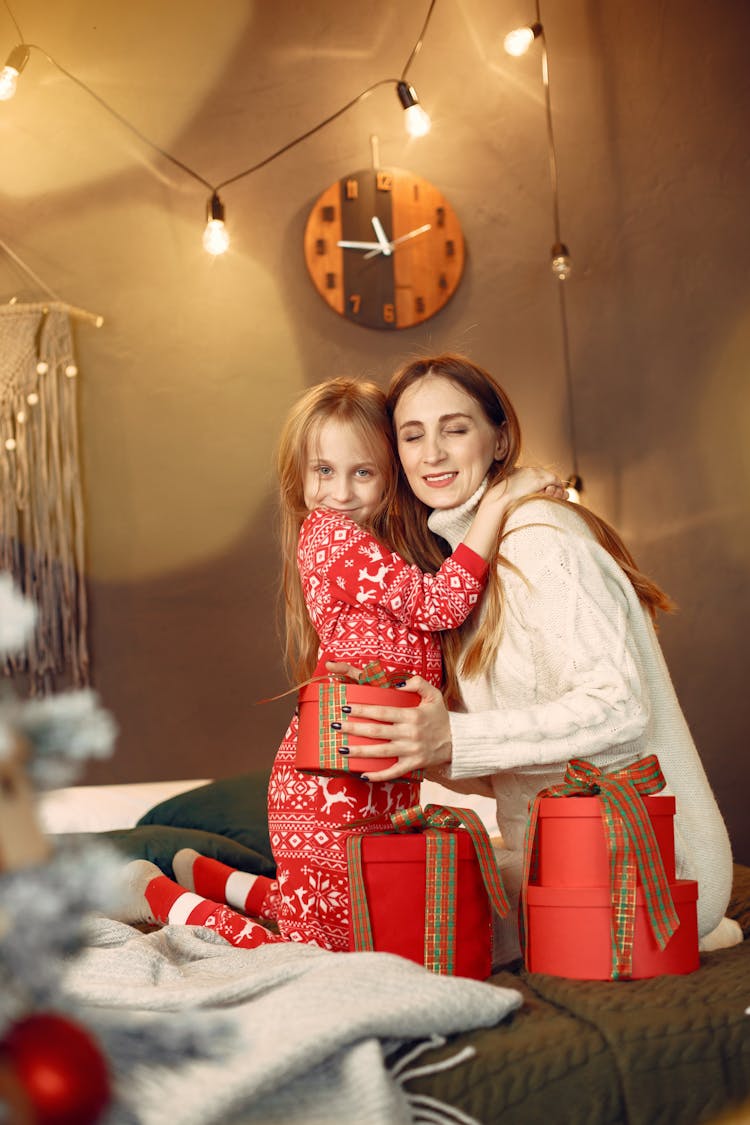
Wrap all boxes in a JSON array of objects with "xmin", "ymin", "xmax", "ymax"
[
  {"xmin": 206, "ymin": 192, "xmax": 225, "ymax": 223},
  {"xmin": 396, "ymin": 80, "xmax": 419, "ymax": 110},
  {"xmin": 568, "ymin": 474, "xmax": 583, "ymax": 492},
  {"xmin": 5, "ymin": 44, "xmax": 29, "ymax": 73},
  {"xmin": 529, "ymin": 22, "xmax": 543, "ymax": 41},
  {"xmin": 551, "ymin": 242, "xmax": 572, "ymax": 280}
]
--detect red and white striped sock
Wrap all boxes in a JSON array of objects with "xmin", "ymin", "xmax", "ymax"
[
  {"xmin": 144, "ymin": 873, "xmax": 279, "ymax": 950},
  {"xmin": 172, "ymin": 849, "xmax": 280, "ymax": 920}
]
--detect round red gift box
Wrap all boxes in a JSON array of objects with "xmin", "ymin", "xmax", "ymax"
[
  {"xmin": 296, "ymin": 682, "xmax": 420, "ymax": 775},
  {"xmin": 524, "ymin": 878, "xmax": 699, "ymax": 979},
  {"xmin": 533, "ymin": 794, "xmax": 676, "ymax": 886}
]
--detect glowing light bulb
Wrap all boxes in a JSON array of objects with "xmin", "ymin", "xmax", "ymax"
[
  {"xmin": 0, "ymin": 45, "xmax": 29, "ymax": 101},
  {"xmin": 396, "ymin": 81, "xmax": 431, "ymax": 137},
  {"xmin": 36, "ymin": 360, "xmax": 49, "ymax": 375},
  {"xmin": 5, "ymin": 438, "xmax": 16, "ymax": 452},
  {"xmin": 551, "ymin": 242, "xmax": 572, "ymax": 281},
  {"xmin": 203, "ymin": 192, "xmax": 229, "ymax": 255},
  {"xmin": 503, "ymin": 23, "xmax": 542, "ymax": 57},
  {"xmin": 27, "ymin": 392, "xmax": 39, "ymax": 405},
  {"xmin": 16, "ymin": 411, "xmax": 25, "ymax": 424},
  {"xmin": 566, "ymin": 474, "xmax": 583, "ymax": 504},
  {"xmin": 64, "ymin": 363, "xmax": 78, "ymax": 378}
]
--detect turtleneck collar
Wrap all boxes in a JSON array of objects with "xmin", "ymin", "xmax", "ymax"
[{"xmin": 426, "ymin": 477, "xmax": 489, "ymax": 550}]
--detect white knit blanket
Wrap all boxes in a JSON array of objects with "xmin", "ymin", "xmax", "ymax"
[{"xmin": 63, "ymin": 918, "xmax": 522, "ymax": 1125}]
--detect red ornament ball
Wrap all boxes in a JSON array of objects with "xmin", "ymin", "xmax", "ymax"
[{"xmin": 0, "ymin": 1012, "xmax": 111, "ymax": 1125}]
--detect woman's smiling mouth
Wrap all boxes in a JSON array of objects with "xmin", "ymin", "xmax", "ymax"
[{"xmin": 423, "ymin": 472, "xmax": 458, "ymax": 487}]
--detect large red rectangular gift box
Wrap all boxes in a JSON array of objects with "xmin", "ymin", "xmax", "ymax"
[{"xmin": 347, "ymin": 829, "xmax": 493, "ymax": 980}]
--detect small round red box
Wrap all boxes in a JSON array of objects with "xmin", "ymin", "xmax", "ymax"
[
  {"xmin": 296, "ymin": 682, "xmax": 420, "ymax": 775},
  {"xmin": 534, "ymin": 795, "xmax": 676, "ymax": 885},
  {"xmin": 525, "ymin": 878, "xmax": 699, "ymax": 979}
]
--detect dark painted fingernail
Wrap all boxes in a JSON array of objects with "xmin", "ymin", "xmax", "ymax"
[
  {"xmin": 361, "ymin": 775, "xmax": 369, "ymax": 782},
  {"xmin": 339, "ymin": 746, "xmax": 350, "ymax": 755},
  {"xmin": 341, "ymin": 705, "xmax": 352, "ymax": 714},
  {"xmin": 330, "ymin": 721, "xmax": 342, "ymax": 730},
  {"xmin": 396, "ymin": 680, "xmax": 406, "ymax": 687}
]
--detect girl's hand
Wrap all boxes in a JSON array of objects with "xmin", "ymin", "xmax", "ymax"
[
  {"xmin": 323, "ymin": 671, "xmax": 454, "ymax": 782},
  {"xmin": 482, "ymin": 466, "xmax": 567, "ymax": 510}
]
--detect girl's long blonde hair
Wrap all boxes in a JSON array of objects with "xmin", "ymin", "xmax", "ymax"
[
  {"xmin": 277, "ymin": 377, "xmax": 405, "ymax": 682},
  {"xmin": 386, "ymin": 354, "xmax": 674, "ymax": 705}
]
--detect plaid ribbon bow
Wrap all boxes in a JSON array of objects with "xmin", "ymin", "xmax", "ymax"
[
  {"xmin": 348, "ymin": 803, "xmax": 509, "ymax": 975},
  {"xmin": 317, "ymin": 660, "xmax": 418, "ymax": 774},
  {"xmin": 520, "ymin": 755, "xmax": 680, "ymax": 979}
]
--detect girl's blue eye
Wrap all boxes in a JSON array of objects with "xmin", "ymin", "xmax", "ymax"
[
  {"xmin": 356, "ymin": 468, "xmax": 373, "ymax": 478},
  {"xmin": 318, "ymin": 466, "xmax": 332, "ymax": 476}
]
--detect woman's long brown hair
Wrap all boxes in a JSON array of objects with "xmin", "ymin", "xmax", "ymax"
[{"xmin": 386, "ymin": 354, "xmax": 674, "ymax": 705}]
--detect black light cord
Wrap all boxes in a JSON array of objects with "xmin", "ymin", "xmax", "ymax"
[
  {"xmin": 401, "ymin": 0, "xmax": 437, "ymax": 80},
  {"xmin": 2, "ymin": 0, "xmax": 437, "ymax": 197},
  {"xmin": 533, "ymin": 0, "xmax": 580, "ymax": 485}
]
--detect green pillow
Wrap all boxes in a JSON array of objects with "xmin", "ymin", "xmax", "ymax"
[
  {"xmin": 136, "ymin": 770, "xmax": 273, "ymax": 863},
  {"xmin": 58, "ymin": 824, "xmax": 276, "ymax": 880}
]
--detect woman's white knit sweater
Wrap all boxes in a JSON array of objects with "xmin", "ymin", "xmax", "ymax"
[{"xmin": 429, "ymin": 486, "xmax": 733, "ymax": 942}]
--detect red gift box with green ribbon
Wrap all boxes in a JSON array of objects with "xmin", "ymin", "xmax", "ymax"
[
  {"xmin": 520, "ymin": 755, "xmax": 699, "ymax": 980},
  {"xmin": 296, "ymin": 661, "xmax": 422, "ymax": 778},
  {"xmin": 346, "ymin": 803, "xmax": 509, "ymax": 980}
]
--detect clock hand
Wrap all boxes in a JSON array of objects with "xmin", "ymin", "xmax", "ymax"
[
  {"xmin": 337, "ymin": 240, "xmax": 385, "ymax": 252},
  {"xmin": 363, "ymin": 222, "xmax": 433, "ymax": 259},
  {"xmin": 370, "ymin": 216, "xmax": 393, "ymax": 257},
  {"xmin": 391, "ymin": 223, "xmax": 432, "ymax": 248}
]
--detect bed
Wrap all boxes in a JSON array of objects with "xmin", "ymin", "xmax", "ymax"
[{"xmin": 40, "ymin": 775, "xmax": 750, "ymax": 1125}]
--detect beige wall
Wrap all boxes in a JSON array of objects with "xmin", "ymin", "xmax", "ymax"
[{"xmin": 2, "ymin": 0, "xmax": 748, "ymax": 860}]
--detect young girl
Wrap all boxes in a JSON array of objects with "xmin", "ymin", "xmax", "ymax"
[{"xmin": 118, "ymin": 378, "xmax": 563, "ymax": 951}]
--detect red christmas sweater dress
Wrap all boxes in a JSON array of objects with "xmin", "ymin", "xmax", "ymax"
[{"xmin": 262, "ymin": 506, "xmax": 488, "ymax": 951}]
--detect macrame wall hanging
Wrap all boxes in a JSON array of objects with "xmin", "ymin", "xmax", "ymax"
[{"xmin": 0, "ymin": 303, "xmax": 89, "ymax": 693}]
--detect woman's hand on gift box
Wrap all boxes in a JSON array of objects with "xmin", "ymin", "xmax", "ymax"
[{"xmin": 324, "ymin": 664, "xmax": 453, "ymax": 782}]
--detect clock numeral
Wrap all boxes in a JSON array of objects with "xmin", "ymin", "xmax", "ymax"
[
  {"xmin": 445, "ymin": 239, "xmax": 455, "ymax": 257},
  {"xmin": 322, "ymin": 205, "xmax": 336, "ymax": 222},
  {"xmin": 438, "ymin": 274, "xmax": 448, "ymax": 290},
  {"xmin": 383, "ymin": 302, "xmax": 395, "ymax": 323},
  {"xmin": 349, "ymin": 294, "xmax": 362, "ymax": 314},
  {"xmin": 315, "ymin": 239, "xmax": 326, "ymax": 255},
  {"xmin": 415, "ymin": 296, "xmax": 425, "ymax": 315},
  {"xmin": 326, "ymin": 273, "xmax": 337, "ymax": 290},
  {"xmin": 436, "ymin": 206, "xmax": 446, "ymax": 228},
  {"xmin": 345, "ymin": 178, "xmax": 359, "ymax": 200},
  {"xmin": 376, "ymin": 171, "xmax": 393, "ymax": 192}
]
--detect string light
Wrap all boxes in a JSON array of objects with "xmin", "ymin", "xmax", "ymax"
[
  {"xmin": 503, "ymin": 22, "xmax": 542, "ymax": 57},
  {"xmin": 396, "ymin": 80, "xmax": 431, "ymax": 137},
  {"xmin": 505, "ymin": 4, "xmax": 581, "ymax": 501},
  {"xmin": 0, "ymin": 0, "xmax": 438, "ymax": 254},
  {"xmin": 0, "ymin": 43, "xmax": 28, "ymax": 100},
  {"xmin": 202, "ymin": 193, "xmax": 229, "ymax": 256},
  {"xmin": 551, "ymin": 241, "xmax": 572, "ymax": 281},
  {"xmin": 566, "ymin": 473, "xmax": 583, "ymax": 505}
]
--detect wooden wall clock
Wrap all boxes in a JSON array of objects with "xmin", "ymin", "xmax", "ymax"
[{"xmin": 303, "ymin": 167, "xmax": 465, "ymax": 330}]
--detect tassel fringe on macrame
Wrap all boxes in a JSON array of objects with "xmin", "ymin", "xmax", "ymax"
[{"xmin": 0, "ymin": 304, "xmax": 89, "ymax": 693}]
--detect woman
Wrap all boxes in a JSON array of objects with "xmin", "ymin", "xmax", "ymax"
[{"xmin": 332, "ymin": 353, "xmax": 736, "ymax": 961}]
